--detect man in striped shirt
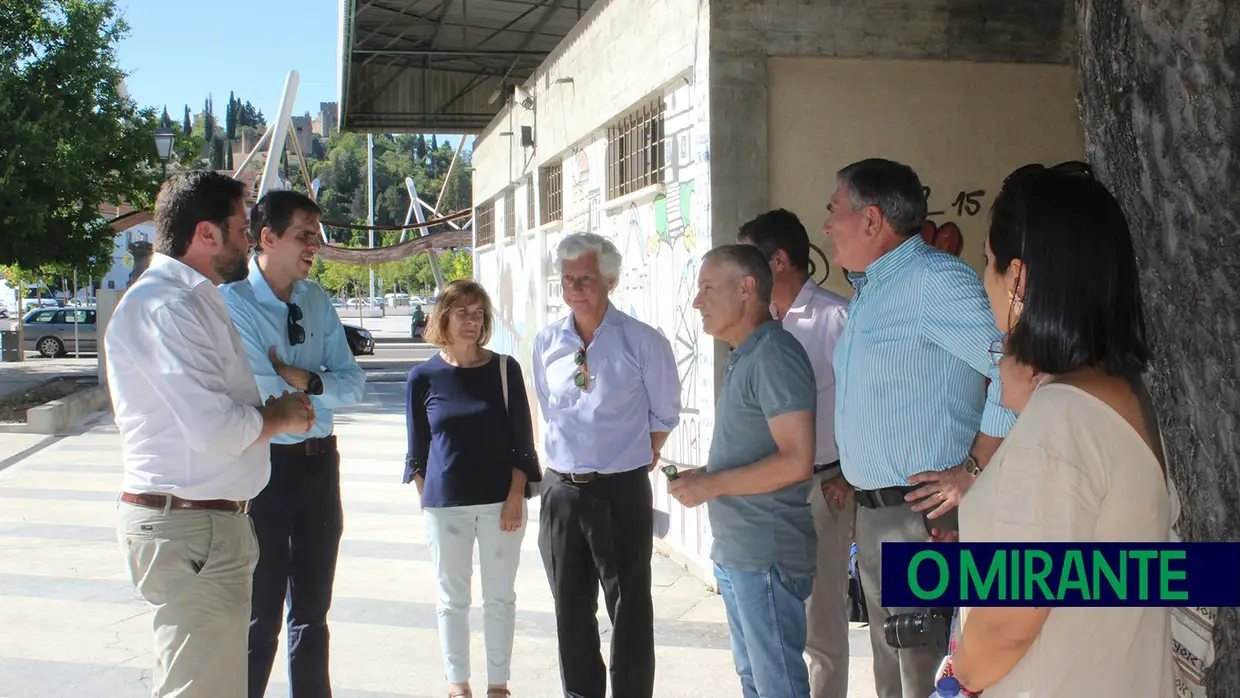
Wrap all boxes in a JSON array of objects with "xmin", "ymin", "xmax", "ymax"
[{"xmin": 824, "ymin": 158, "xmax": 1016, "ymax": 698}]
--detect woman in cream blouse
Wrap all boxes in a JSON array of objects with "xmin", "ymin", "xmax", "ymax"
[{"xmin": 949, "ymin": 163, "xmax": 1173, "ymax": 696}]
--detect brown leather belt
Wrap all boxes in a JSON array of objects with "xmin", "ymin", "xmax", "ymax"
[
  {"xmin": 120, "ymin": 491, "xmax": 251, "ymax": 515},
  {"xmin": 271, "ymin": 435, "xmax": 337, "ymax": 457}
]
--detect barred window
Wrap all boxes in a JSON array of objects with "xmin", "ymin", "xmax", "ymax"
[
  {"xmin": 475, "ymin": 202, "xmax": 495, "ymax": 246},
  {"xmin": 540, "ymin": 161, "xmax": 562, "ymax": 224},
  {"xmin": 606, "ymin": 97, "xmax": 665, "ymax": 200},
  {"xmin": 504, "ymin": 189, "xmax": 516, "ymax": 240}
]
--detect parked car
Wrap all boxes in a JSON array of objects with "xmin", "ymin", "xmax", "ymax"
[
  {"xmin": 343, "ymin": 323, "xmax": 374, "ymax": 356},
  {"xmin": 22, "ymin": 307, "xmax": 97, "ymax": 357}
]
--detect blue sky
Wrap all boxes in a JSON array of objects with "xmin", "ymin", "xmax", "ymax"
[
  {"xmin": 113, "ymin": 0, "xmax": 468, "ymax": 148},
  {"xmin": 114, "ymin": 0, "xmax": 340, "ymax": 121}
]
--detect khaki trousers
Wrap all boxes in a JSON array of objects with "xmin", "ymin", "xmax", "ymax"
[
  {"xmin": 805, "ymin": 472, "xmax": 856, "ymax": 698},
  {"xmin": 118, "ymin": 501, "xmax": 259, "ymax": 698},
  {"xmin": 855, "ymin": 503, "xmax": 950, "ymax": 698}
]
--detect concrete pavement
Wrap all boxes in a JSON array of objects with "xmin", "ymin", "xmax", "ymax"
[{"xmin": 0, "ymin": 381, "xmax": 878, "ymax": 697}]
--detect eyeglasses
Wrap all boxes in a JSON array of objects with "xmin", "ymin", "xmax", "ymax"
[
  {"xmin": 287, "ymin": 302, "xmax": 305, "ymax": 346},
  {"xmin": 573, "ymin": 347, "xmax": 589, "ymax": 390},
  {"xmin": 988, "ymin": 339, "xmax": 1005, "ymax": 367}
]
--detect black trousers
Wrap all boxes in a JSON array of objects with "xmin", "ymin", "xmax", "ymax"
[
  {"xmin": 538, "ymin": 466, "xmax": 655, "ymax": 698},
  {"xmin": 248, "ymin": 443, "xmax": 344, "ymax": 698}
]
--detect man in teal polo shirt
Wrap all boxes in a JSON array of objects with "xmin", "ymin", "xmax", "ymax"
[
  {"xmin": 220, "ymin": 190, "xmax": 367, "ymax": 698},
  {"xmin": 669, "ymin": 244, "xmax": 818, "ymax": 698}
]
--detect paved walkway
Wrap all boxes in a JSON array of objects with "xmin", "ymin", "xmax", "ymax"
[{"xmin": 0, "ymin": 382, "xmax": 877, "ymax": 697}]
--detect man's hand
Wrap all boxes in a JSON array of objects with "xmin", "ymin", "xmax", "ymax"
[
  {"xmin": 647, "ymin": 451, "xmax": 662, "ymax": 473},
  {"xmin": 263, "ymin": 391, "xmax": 315, "ymax": 434},
  {"xmin": 926, "ymin": 527, "xmax": 959, "ymax": 543},
  {"xmin": 906, "ymin": 464, "xmax": 976, "ymax": 519},
  {"xmin": 412, "ymin": 473, "xmax": 425, "ymax": 497},
  {"xmin": 667, "ymin": 468, "xmax": 718, "ymax": 508},
  {"xmin": 269, "ymin": 347, "xmax": 313, "ymax": 392},
  {"xmin": 820, "ymin": 474, "xmax": 851, "ymax": 511}
]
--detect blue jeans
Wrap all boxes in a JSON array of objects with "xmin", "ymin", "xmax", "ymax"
[{"xmin": 715, "ymin": 563, "xmax": 814, "ymax": 698}]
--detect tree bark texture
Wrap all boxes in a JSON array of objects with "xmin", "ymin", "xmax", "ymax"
[{"xmin": 1077, "ymin": 0, "xmax": 1240, "ymax": 692}]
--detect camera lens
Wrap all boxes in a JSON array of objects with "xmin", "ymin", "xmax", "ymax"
[{"xmin": 883, "ymin": 610, "xmax": 951, "ymax": 649}]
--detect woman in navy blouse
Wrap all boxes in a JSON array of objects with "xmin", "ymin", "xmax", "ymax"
[{"xmin": 404, "ymin": 280, "xmax": 540, "ymax": 698}]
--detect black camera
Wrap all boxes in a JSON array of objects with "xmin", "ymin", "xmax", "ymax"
[{"xmin": 883, "ymin": 607, "xmax": 954, "ymax": 649}]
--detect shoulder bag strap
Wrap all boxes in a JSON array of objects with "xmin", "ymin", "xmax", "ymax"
[{"xmin": 499, "ymin": 354, "xmax": 509, "ymax": 414}]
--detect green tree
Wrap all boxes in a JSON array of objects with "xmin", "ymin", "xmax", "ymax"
[
  {"xmin": 203, "ymin": 95, "xmax": 215, "ymax": 143},
  {"xmin": 0, "ymin": 0, "xmax": 162, "ymax": 270},
  {"xmin": 182, "ymin": 104, "xmax": 191, "ymax": 134},
  {"xmin": 443, "ymin": 248, "xmax": 473, "ymax": 281},
  {"xmin": 210, "ymin": 137, "xmax": 225, "ymax": 171},
  {"xmin": 239, "ymin": 100, "xmax": 264, "ymax": 128},
  {"xmin": 313, "ymin": 258, "xmax": 368, "ymax": 296}
]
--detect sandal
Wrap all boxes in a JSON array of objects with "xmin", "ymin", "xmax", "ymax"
[
  {"xmin": 486, "ymin": 691, "xmax": 511, "ymax": 697},
  {"xmin": 448, "ymin": 691, "xmax": 471, "ymax": 698}
]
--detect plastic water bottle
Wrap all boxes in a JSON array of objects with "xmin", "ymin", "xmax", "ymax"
[{"xmin": 929, "ymin": 676, "xmax": 962, "ymax": 697}]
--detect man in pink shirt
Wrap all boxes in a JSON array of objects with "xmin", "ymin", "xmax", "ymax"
[{"xmin": 740, "ymin": 209, "xmax": 854, "ymax": 698}]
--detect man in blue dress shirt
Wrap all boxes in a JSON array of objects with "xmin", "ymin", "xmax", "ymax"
[
  {"xmin": 531, "ymin": 232, "xmax": 681, "ymax": 698},
  {"xmin": 824, "ymin": 158, "xmax": 1017, "ymax": 698},
  {"xmin": 221, "ymin": 190, "xmax": 367, "ymax": 698}
]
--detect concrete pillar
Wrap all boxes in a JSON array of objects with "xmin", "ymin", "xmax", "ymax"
[
  {"xmin": 707, "ymin": 52, "xmax": 769, "ymax": 243},
  {"xmin": 94, "ymin": 289, "xmax": 124, "ymax": 387}
]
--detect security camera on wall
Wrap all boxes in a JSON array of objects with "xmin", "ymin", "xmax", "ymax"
[{"xmin": 515, "ymin": 86, "xmax": 534, "ymax": 110}]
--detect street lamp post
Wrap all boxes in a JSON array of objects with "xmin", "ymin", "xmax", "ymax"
[{"xmin": 153, "ymin": 128, "xmax": 176, "ymax": 179}]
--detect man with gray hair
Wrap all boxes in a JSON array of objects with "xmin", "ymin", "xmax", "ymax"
[
  {"xmin": 670, "ymin": 244, "xmax": 817, "ymax": 698},
  {"xmin": 824, "ymin": 158, "xmax": 1015, "ymax": 698},
  {"xmin": 532, "ymin": 232, "xmax": 681, "ymax": 698}
]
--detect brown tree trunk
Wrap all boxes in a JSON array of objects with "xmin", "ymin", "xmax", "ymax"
[{"xmin": 1077, "ymin": 0, "xmax": 1240, "ymax": 691}]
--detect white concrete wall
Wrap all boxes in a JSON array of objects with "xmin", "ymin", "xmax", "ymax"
[
  {"xmin": 472, "ymin": 0, "xmax": 718, "ymax": 576},
  {"xmin": 472, "ymin": 0, "xmax": 704, "ymax": 199},
  {"xmin": 766, "ymin": 58, "xmax": 1084, "ymax": 296}
]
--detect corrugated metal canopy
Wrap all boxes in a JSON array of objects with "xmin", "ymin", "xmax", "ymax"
[{"xmin": 339, "ymin": 0, "xmax": 595, "ymax": 133}]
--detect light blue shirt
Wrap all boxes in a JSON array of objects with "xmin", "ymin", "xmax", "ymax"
[
  {"xmin": 532, "ymin": 303, "xmax": 681, "ymax": 474},
  {"xmin": 834, "ymin": 236, "xmax": 1016, "ymax": 490},
  {"xmin": 220, "ymin": 256, "xmax": 367, "ymax": 445}
]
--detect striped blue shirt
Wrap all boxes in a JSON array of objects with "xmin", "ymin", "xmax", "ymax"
[{"xmin": 834, "ymin": 236, "xmax": 1016, "ymax": 490}]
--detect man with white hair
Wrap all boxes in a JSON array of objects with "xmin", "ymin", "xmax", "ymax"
[{"xmin": 532, "ymin": 232, "xmax": 681, "ymax": 698}]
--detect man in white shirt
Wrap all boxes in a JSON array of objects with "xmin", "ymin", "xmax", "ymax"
[
  {"xmin": 739, "ymin": 209, "xmax": 854, "ymax": 698},
  {"xmin": 106, "ymin": 171, "xmax": 316, "ymax": 698}
]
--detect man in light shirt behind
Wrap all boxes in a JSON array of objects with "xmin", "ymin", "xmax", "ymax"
[
  {"xmin": 106, "ymin": 171, "xmax": 316, "ymax": 698},
  {"xmin": 739, "ymin": 209, "xmax": 853, "ymax": 698}
]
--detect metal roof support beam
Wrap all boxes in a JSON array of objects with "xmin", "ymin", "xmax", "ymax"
[
  {"xmin": 467, "ymin": 0, "xmax": 547, "ymax": 50},
  {"xmin": 354, "ymin": 48, "xmax": 548, "ymax": 57}
]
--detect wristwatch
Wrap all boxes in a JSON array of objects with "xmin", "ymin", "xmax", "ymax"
[
  {"xmin": 306, "ymin": 372, "xmax": 324, "ymax": 396},
  {"xmin": 962, "ymin": 454, "xmax": 982, "ymax": 478}
]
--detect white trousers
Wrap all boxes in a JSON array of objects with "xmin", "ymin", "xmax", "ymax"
[{"xmin": 423, "ymin": 501, "xmax": 528, "ymax": 685}]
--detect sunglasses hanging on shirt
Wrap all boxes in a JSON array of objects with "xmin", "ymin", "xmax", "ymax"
[
  {"xmin": 573, "ymin": 346, "xmax": 589, "ymax": 390},
  {"xmin": 287, "ymin": 302, "xmax": 306, "ymax": 346}
]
